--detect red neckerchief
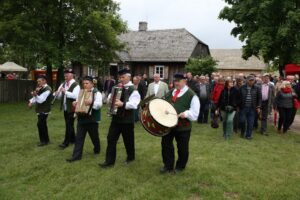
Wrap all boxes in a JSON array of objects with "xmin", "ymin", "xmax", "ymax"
[
  {"xmin": 282, "ymin": 87, "xmax": 292, "ymax": 93},
  {"xmin": 172, "ymin": 89, "xmax": 181, "ymax": 102}
]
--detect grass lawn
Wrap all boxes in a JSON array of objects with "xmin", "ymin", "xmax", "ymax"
[{"xmin": 1, "ymin": 103, "xmax": 300, "ymax": 200}]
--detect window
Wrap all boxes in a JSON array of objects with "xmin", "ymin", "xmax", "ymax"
[
  {"xmin": 155, "ymin": 65, "xmax": 164, "ymax": 79},
  {"xmin": 88, "ymin": 66, "xmax": 95, "ymax": 76}
]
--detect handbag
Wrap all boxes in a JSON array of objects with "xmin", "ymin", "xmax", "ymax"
[
  {"xmin": 211, "ymin": 114, "xmax": 219, "ymax": 129},
  {"xmin": 293, "ymin": 97, "xmax": 300, "ymax": 109}
]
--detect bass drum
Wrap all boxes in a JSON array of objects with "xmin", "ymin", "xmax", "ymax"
[{"xmin": 140, "ymin": 98, "xmax": 178, "ymax": 137}]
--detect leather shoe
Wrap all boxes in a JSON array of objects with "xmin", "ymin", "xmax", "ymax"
[
  {"xmin": 99, "ymin": 162, "xmax": 114, "ymax": 168},
  {"xmin": 59, "ymin": 144, "xmax": 68, "ymax": 149},
  {"xmin": 125, "ymin": 159, "xmax": 135, "ymax": 165},
  {"xmin": 66, "ymin": 157, "xmax": 81, "ymax": 163},
  {"xmin": 160, "ymin": 167, "xmax": 174, "ymax": 174},
  {"xmin": 37, "ymin": 142, "xmax": 48, "ymax": 147},
  {"xmin": 175, "ymin": 168, "xmax": 185, "ymax": 173}
]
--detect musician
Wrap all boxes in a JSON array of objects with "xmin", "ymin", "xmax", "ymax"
[
  {"xmin": 161, "ymin": 73, "xmax": 200, "ymax": 173},
  {"xmin": 28, "ymin": 75, "xmax": 52, "ymax": 146},
  {"xmin": 66, "ymin": 76, "xmax": 102, "ymax": 162},
  {"xmin": 53, "ymin": 69, "xmax": 80, "ymax": 149},
  {"xmin": 99, "ymin": 68, "xmax": 141, "ymax": 168}
]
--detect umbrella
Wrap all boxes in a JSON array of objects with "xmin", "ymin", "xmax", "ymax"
[{"xmin": 0, "ymin": 62, "xmax": 27, "ymax": 72}]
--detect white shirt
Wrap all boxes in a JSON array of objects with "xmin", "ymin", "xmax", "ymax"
[
  {"xmin": 29, "ymin": 84, "xmax": 51, "ymax": 104},
  {"xmin": 56, "ymin": 79, "xmax": 80, "ymax": 110},
  {"xmin": 172, "ymin": 85, "xmax": 200, "ymax": 121},
  {"xmin": 154, "ymin": 81, "xmax": 161, "ymax": 95},
  {"xmin": 124, "ymin": 81, "xmax": 141, "ymax": 110}
]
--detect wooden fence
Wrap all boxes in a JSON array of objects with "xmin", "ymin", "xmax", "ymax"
[{"xmin": 0, "ymin": 80, "xmax": 35, "ymax": 103}]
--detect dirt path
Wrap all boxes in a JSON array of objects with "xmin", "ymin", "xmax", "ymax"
[{"xmin": 269, "ymin": 113, "xmax": 300, "ymax": 134}]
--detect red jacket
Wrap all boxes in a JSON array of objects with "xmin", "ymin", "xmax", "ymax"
[{"xmin": 211, "ymin": 83, "xmax": 225, "ymax": 104}]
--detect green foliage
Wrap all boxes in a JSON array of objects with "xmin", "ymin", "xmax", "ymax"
[
  {"xmin": 0, "ymin": 103, "xmax": 300, "ymax": 199},
  {"xmin": 185, "ymin": 56, "xmax": 218, "ymax": 76},
  {"xmin": 0, "ymin": 0, "xmax": 127, "ymax": 85},
  {"xmin": 219, "ymin": 0, "xmax": 300, "ymax": 74}
]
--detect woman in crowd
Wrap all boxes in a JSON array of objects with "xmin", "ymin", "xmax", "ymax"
[
  {"xmin": 274, "ymin": 81, "xmax": 296, "ymax": 133},
  {"xmin": 216, "ymin": 78, "xmax": 240, "ymax": 139}
]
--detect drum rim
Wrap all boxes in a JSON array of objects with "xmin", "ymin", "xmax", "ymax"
[
  {"xmin": 148, "ymin": 99, "xmax": 178, "ymax": 128},
  {"xmin": 140, "ymin": 107, "xmax": 171, "ymax": 137}
]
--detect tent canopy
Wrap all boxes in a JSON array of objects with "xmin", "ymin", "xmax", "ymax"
[
  {"xmin": 285, "ymin": 63, "xmax": 300, "ymax": 75},
  {"xmin": 0, "ymin": 62, "xmax": 27, "ymax": 72}
]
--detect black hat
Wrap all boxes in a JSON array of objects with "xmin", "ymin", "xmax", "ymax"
[
  {"xmin": 246, "ymin": 75, "xmax": 255, "ymax": 81},
  {"xmin": 64, "ymin": 69, "xmax": 74, "ymax": 74},
  {"xmin": 174, "ymin": 73, "xmax": 186, "ymax": 81},
  {"xmin": 118, "ymin": 68, "xmax": 131, "ymax": 76},
  {"xmin": 37, "ymin": 74, "xmax": 47, "ymax": 80},
  {"xmin": 83, "ymin": 76, "xmax": 94, "ymax": 83}
]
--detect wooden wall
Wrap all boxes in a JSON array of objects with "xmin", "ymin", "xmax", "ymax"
[{"xmin": 0, "ymin": 80, "xmax": 35, "ymax": 103}]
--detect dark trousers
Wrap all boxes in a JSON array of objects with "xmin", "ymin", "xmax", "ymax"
[
  {"xmin": 37, "ymin": 113, "xmax": 49, "ymax": 143},
  {"xmin": 240, "ymin": 107, "xmax": 255, "ymax": 138},
  {"xmin": 198, "ymin": 99, "xmax": 209, "ymax": 123},
  {"xmin": 260, "ymin": 101, "xmax": 269, "ymax": 133},
  {"xmin": 161, "ymin": 129, "xmax": 191, "ymax": 170},
  {"xmin": 63, "ymin": 111, "xmax": 76, "ymax": 145},
  {"xmin": 233, "ymin": 110, "xmax": 240, "ymax": 132},
  {"xmin": 278, "ymin": 107, "xmax": 293, "ymax": 132},
  {"xmin": 105, "ymin": 122, "xmax": 135, "ymax": 164},
  {"xmin": 71, "ymin": 123, "xmax": 100, "ymax": 159},
  {"xmin": 288, "ymin": 108, "xmax": 297, "ymax": 128}
]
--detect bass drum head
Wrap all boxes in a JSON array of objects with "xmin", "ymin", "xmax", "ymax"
[{"xmin": 149, "ymin": 99, "xmax": 178, "ymax": 128}]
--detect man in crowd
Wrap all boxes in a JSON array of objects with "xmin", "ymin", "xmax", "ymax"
[
  {"xmin": 100, "ymin": 69, "xmax": 141, "ymax": 168},
  {"xmin": 146, "ymin": 73, "xmax": 169, "ymax": 98},
  {"xmin": 197, "ymin": 75, "xmax": 210, "ymax": 124},
  {"xmin": 239, "ymin": 75, "xmax": 262, "ymax": 139},
  {"xmin": 260, "ymin": 73, "xmax": 275, "ymax": 135},
  {"xmin": 28, "ymin": 75, "xmax": 52, "ymax": 146},
  {"xmin": 54, "ymin": 69, "xmax": 80, "ymax": 149},
  {"xmin": 160, "ymin": 73, "xmax": 200, "ymax": 174},
  {"xmin": 186, "ymin": 72, "xmax": 199, "ymax": 94}
]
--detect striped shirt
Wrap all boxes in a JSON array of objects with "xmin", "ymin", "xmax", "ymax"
[{"xmin": 245, "ymin": 87, "xmax": 253, "ymax": 107}]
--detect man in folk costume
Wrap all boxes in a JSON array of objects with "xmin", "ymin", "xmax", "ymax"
[
  {"xmin": 28, "ymin": 75, "xmax": 53, "ymax": 146},
  {"xmin": 161, "ymin": 73, "xmax": 200, "ymax": 174},
  {"xmin": 66, "ymin": 76, "xmax": 103, "ymax": 162},
  {"xmin": 100, "ymin": 69, "xmax": 141, "ymax": 168},
  {"xmin": 53, "ymin": 69, "xmax": 80, "ymax": 149}
]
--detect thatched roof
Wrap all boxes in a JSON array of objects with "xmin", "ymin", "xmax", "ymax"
[
  {"xmin": 210, "ymin": 49, "xmax": 267, "ymax": 70},
  {"xmin": 117, "ymin": 28, "xmax": 209, "ymax": 62}
]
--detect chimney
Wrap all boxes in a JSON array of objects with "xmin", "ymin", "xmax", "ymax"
[{"xmin": 139, "ymin": 21, "xmax": 148, "ymax": 31}]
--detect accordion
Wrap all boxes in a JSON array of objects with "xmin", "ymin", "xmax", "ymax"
[
  {"xmin": 107, "ymin": 86, "xmax": 122, "ymax": 115},
  {"xmin": 75, "ymin": 89, "xmax": 93, "ymax": 115}
]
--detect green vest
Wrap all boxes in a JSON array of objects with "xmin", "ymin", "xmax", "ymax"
[
  {"xmin": 165, "ymin": 88, "xmax": 195, "ymax": 131},
  {"xmin": 36, "ymin": 85, "xmax": 53, "ymax": 113},
  {"xmin": 77, "ymin": 88, "xmax": 101, "ymax": 125},
  {"xmin": 112, "ymin": 85, "xmax": 135, "ymax": 124},
  {"xmin": 60, "ymin": 81, "xmax": 79, "ymax": 113}
]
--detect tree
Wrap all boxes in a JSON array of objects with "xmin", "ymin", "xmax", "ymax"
[
  {"xmin": 219, "ymin": 0, "xmax": 300, "ymax": 76},
  {"xmin": 185, "ymin": 56, "xmax": 218, "ymax": 76},
  {"xmin": 0, "ymin": 0, "xmax": 127, "ymax": 87}
]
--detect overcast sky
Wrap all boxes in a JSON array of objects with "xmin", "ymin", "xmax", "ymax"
[{"xmin": 115, "ymin": 0, "xmax": 243, "ymax": 49}]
